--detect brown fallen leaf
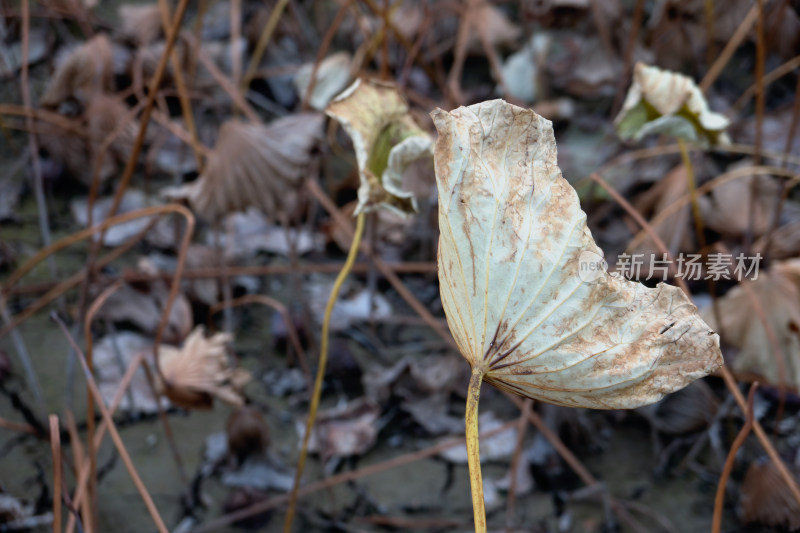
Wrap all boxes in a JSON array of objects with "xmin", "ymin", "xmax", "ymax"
[
  {"xmin": 739, "ymin": 458, "xmax": 800, "ymax": 530},
  {"xmin": 117, "ymin": 3, "xmax": 164, "ymax": 46},
  {"xmin": 433, "ymin": 99, "xmax": 723, "ymax": 409},
  {"xmin": 156, "ymin": 326, "xmax": 251, "ymax": 409},
  {"xmin": 297, "ymin": 398, "xmax": 380, "ymax": 460},
  {"xmin": 632, "ymin": 163, "xmax": 693, "ymax": 258},
  {"xmin": 227, "ymin": 405, "xmax": 270, "ymax": 465},
  {"xmin": 40, "ymin": 34, "xmax": 114, "ymax": 108},
  {"xmin": 162, "ymin": 114, "xmax": 324, "ymax": 221},
  {"xmin": 703, "ymin": 259, "xmax": 800, "ymax": 392}
]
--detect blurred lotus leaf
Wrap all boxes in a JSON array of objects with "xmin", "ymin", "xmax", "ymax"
[
  {"xmin": 615, "ymin": 62, "xmax": 730, "ymax": 146},
  {"xmin": 433, "ymin": 99, "xmax": 723, "ymax": 409},
  {"xmin": 293, "ymin": 51, "xmax": 352, "ymax": 111},
  {"xmin": 326, "ymin": 78, "xmax": 432, "ymax": 216},
  {"xmin": 155, "ymin": 326, "xmax": 251, "ymax": 409},
  {"xmin": 163, "ymin": 114, "xmax": 324, "ymax": 221},
  {"xmin": 40, "ymin": 34, "xmax": 114, "ymax": 107}
]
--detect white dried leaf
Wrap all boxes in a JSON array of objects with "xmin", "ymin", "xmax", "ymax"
[
  {"xmin": 293, "ymin": 51, "xmax": 352, "ymax": 111},
  {"xmin": 326, "ymin": 78, "xmax": 432, "ymax": 216},
  {"xmin": 615, "ymin": 62, "xmax": 730, "ymax": 146},
  {"xmin": 433, "ymin": 100, "xmax": 723, "ymax": 409}
]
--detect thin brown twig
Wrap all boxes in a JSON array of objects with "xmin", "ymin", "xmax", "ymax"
[
  {"xmin": 699, "ymin": 3, "xmax": 758, "ymax": 92},
  {"xmin": 299, "ymin": 0, "xmax": 352, "ymax": 111},
  {"xmin": 208, "ymin": 294, "xmax": 311, "ymax": 384},
  {"xmin": 51, "ymin": 314, "xmax": 169, "ymax": 533},
  {"xmin": 505, "ymin": 398, "xmax": 532, "ymax": 529},
  {"xmin": 49, "ymin": 415, "xmax": 62, "ymax": 533},
  {"xmin": 711, "ymin": 383, "xmax": 758, "ymax": 533}
]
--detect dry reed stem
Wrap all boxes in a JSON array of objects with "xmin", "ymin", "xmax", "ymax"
[
  {"xmin": 730, "ymin": 55, "xmax": 800, "ymax": 115},
  {"xmin": 195, "ymin": 48, "xmax": 260, "ymax": 122},
  {"xmin": 0, "ymin": 105, "xmax": 88, "ymax": 136},
  {"xmin": 611, "ymin": 0, "xmax": 645, "ymax": 117},
  {"xmin": 625, "ymin": 165, "xmax": 800, "ymax": 253},
  {"xmin": 63, "ymin": 411, "xmax": 91, "ymax": 533},
  {"xmin": 282, "ymin": 212, "xmax": 366, "ymax": 533},
  {"xmin": 305, "ymin": 179, "xmax": 456, "ymax": 347},
  {"xmin": 52, "ymin": 314, "xmax": 169, "ymax": 533},
  {"xmin": 242, "ymin": 0, "xmax": 290, "ymax": 90},
  {"xmin": 208, "ymin": 294, "xmax": 310, "ymax": 384},
  {"xmin": 591, "ymin": 173, "xmax": 800, "ymax": 508},
  {"xmin": 0, "ymin": 416, "xmax": 38, "ymax": 434},
  {"xmin": 193, "ymin": 420, "xmax": 517, "ymax": 532},
  {"xmin": 700, "ymin": 3, "xmax": 758, "ymax": 92},
  {"xmin": 505, "ymin": 398, "xmax": 532, "ymax": 528},
  {"xmin": 711, "ymin": 383, "xmax": 758, "ymax": 533},
  {"xmin": 298, "ymin": 0, "xmax": 351, "ymax": 111},
  {"xmin": 49, "ymin": 415, "xmax": 62, "ymax": 533}
]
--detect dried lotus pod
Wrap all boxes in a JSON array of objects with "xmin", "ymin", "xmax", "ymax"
[
  {"xmin": 162, "ymin": 114, "xmax": 324, "ymax": 221},
  {"xmin": 40, "ymin": 34, "xmax": 114, "ymax": 108},
  {"xmin": 615, "ymin": 62, "xmax": 730, "ymax": 146},
  {"xmin": 326, "ymin": 78, "xmax": 433, "ymax": 217},
  {"xmin": 155, "ymin": 326, "xmax": 250, "ymax": 409}
]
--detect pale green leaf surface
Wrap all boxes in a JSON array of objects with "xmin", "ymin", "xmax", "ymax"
[{"xmin": 433, "ymin": 100, "xmax": 723, "ymax": 409}]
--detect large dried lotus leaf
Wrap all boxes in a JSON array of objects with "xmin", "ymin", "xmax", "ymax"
[
  {"xmin": 433, "ymin": 100, "xmax": 723, "ymax": 409},
  {"xmin": 163, "ymin": 114, "xmax": 324, "ymax": 221},
  {"xmin": 40, "ymin": 34, "xmax": 114, "ymax": 107},
  {"xmin": 156, "ymin": 326, "xmax": 250, "ymax": 409},
  {"xmin": 615, "ymin": 62, "xmax": 730, "ymax": 146},
  {"xmin": 326, "ymin": 78, "xmax": 432, "ymax": 216}
]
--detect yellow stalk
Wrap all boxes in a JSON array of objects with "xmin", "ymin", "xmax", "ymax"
[
  {"xmin": 678, "ymin": 138, "xmax": 707, "ymax": 250},
  {"xmin": 466, "ymin": 365, "xmax": 487, "ymax": 533},
  {"xmin": 283, "ymin": 211, "xmax": 366, "ymax": 533}
]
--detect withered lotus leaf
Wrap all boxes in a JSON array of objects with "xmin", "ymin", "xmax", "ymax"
[
  {"xmin": 326, "ymin": 78, "xmax": 432, "ymax": 216},
  {"xmin": 615, "ymin": 62, "xmax": 730, "ymax": 146},
  {"xmin": 432, "ymin": 100, "xmax": 723, "ymax": 409},
  {"xmin": 163, "ymin": 114, "xmax": 324, "ymax": 221}
]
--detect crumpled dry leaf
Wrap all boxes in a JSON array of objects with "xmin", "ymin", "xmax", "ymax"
[
  {"xmin": 162, "ymin": 114, "xmax": 324, "ymax": 221},
  {"xmin": 94, "ymin": 332, "xmax": 164, "ymax": 414},
  {"xmin": 703, "ymin": 259, "xmax": 800, "ymax": 391},
  {"xmin": 156, "ymin": 326, "xmax": 251, "ymax": 409},
  {"xmin": 698, "ymin": 165, "xmax": 783, "ymax": 238},
  {"xmin": 40, "ymin": 94, "xmax": 139, "ymax": 186},
  {"xmin": 615, "ymin": 62, "xmax": 730, "ymax": 146},
  {"xmin": 40, "ymin": 34, "xmax": 114, "ymax": 108},
  {"xmin": 308, "ymin": 279, "xmax": 392, "ymax": 331},
  {"xmin": 433, "ymin": 100, "xmax": 723, "ymax": 409},
  {"xmin": 118, "ymin": 3, "xmax": 164, "ymax": 46},
  {"xmin": 636, "ymin": 380, "xmax": 718, "ymax": 435},
  {"xmin": 296, "ymin": 398, "xmax": 380, "ymax": 460},
  {"xmin": 93, "ymin": 276, "xmax": 193, "ymax": 343},
  {"xmin": 293, "ymin": 51, "xmax": 352, "ymax": 111},
  {"xmin": 216, "ymin": 208, "xmax": 324, "ymax": 260},
  {"xmin": 326, "ymin": 78, "xmax": 433, "ymax": 216},
  {"xmin": 739, "ymin": 458, "xmax": 800, "ymax": 530},
  {"xmin": 499, "ymin": 34, "xmax": 550, "ymax": 104},
  {"xmin": 632, "ymin": 163, "xmax": 693, "ymax": 257},
  {"xmin": 71, "ymin": 190, "xmax": 158, "ymax": 246}
]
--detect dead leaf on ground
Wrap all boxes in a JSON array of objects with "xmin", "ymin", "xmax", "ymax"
[
  {"xmin": 326, "ymin": 78, "xmax": 432, "ymax": 216},
  {"xmin": 308, "ymin": 279, "xmax": 392, "ymax": 331},
  {"xmin": 156, "ymin": 326, "xmax": 251, "ymax": 409},
  {"xmin": 499, "ymin": 34, "xmax": 551, "ymax": 104},
  {"xmin": 117, "ymin": 3, "xmax": 164, "ymax": 46},
  {"xmin": 632, "ymin": 163, "xmax": 694, "ymax": 258},
  {"xmin": 739, "ymin": 458, "xmax": 800, "ymax": 530},
  {"xmin": 703, "ymin": 259, "xmax": 800, "ymax": 392},
  {"xmin": 92, "ymin": 275, "xmax": 193, "ymax": 342},
  {"xmin": 636, "ymin": 380, "xmax": 719, "ymax": 435},
  {"xmin": 433, "ymin": 100, "xmax": 722, "ymax": 409},
  {"xmin": 293, "ymin": 51, "xmax": 352, "ymax": 111},
  {"xmin": 296, "ymin": 398, "xmax": 381, "ymax": 460},
  {"xmin": 162, "ymin": 114, "xmax": 324, "ymax": 221},
  {"xmin": 40, "ymin": 34, "xmax": 114, "ymax": 108},
  {"xmin": 615, "ymin": 62, "xmax": 730, "ymax": 146},
  {"xmin": 216, "ymin": 208, "xmax": 324, "ymax": 260},
  {"xmin": 698, "ymin": 164, "xmax": 784, "ymax": 239},
  {"xmin": 71, "ymin": 190, "xmax": 160, "ymax": 246},
  {"xmin": 93, "ymin": 331, "xmax": 164, "ymax": 414}
]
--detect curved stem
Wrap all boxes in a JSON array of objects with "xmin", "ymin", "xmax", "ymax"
[
  {"xmin": 466, "ymin": 365, "xmax": 487, "ymax": 533},
  {"xmin": 283, "ymin": 211, "xmax": 366, "ymax": 533}
]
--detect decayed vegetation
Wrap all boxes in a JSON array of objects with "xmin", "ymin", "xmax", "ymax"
[{"xmin": 1, "ymin": 0, "xmax": 800, "ymax": 532}]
